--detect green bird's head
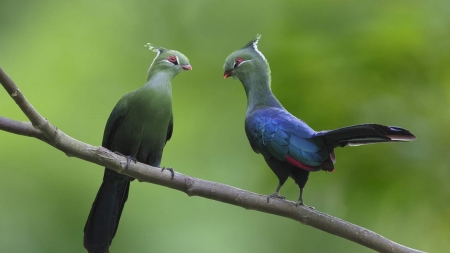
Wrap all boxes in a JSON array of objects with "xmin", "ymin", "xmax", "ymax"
[
  {"xmin": 223, "ymin": 34, "xmax": 270, "ymax": 83},
  {"xmin": 146, "ymin": 43, "xmax": 192, "ymax": 80}
]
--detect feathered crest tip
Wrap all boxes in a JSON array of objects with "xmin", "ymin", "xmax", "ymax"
[
  {"xmin": 243, "ymin": 34, "xmax": 262, "ymax": 49},
  {"xmin": 144, "ymin": 43, "xmax": 167, "ymax": 54},
  {"xmin": 253, "ymin": 34, "xmax": 262, "ymax": 46},
  {"xmin": 242, "ymin": 34, "xmax": 267, "ymax": 63}
]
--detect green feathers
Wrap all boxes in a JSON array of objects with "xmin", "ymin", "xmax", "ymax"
[
  {"xmin": 223, "ymin": 34, "xmax": 270, "ymax": 84},
  {"xmin": 223, "ymin": 35, "xmax": 281, "ymax": 115},
  {"xmin": 84, "ymin": 44, "xmax": 191, "ymax": 253},
  {"xmin": 145, "ymin": 43, "xmax": 192, "ymax": 80}
]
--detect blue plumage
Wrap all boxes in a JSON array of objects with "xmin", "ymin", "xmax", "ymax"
[
  {"xmin": 246, "ymin": 108, "xmax": 328, "ymax": 168},
  {"xmin": 224, "ymin": 35, "xmax": 415, "ymax": 205}
]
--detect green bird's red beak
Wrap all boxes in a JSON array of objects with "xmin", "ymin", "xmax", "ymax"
[
  {"xmin": 223, "ymin": 69, "xmax": 232, "ymax": 79},
  {"xmin": 182, "ymin": 65, "xmax": 192, "ymax": 71}
]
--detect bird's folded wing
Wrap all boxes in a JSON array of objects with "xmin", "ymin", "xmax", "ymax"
[
  {"xmin": 246, "ymin": 110, "xmax": 328, "ymax": 169},
  {"xmin": 102, "ymin": 96, "xmax": 129, "ymax": 148}
]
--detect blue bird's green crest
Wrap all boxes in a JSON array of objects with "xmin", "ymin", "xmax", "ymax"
[{"xmin": 145, "ymin": 43, "xmax": 192, "ymax": 80}]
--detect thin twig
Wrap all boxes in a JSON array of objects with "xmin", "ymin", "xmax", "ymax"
[{"xmin": 0, "ymin": 67, "xmax": 425, "ymax": 253}]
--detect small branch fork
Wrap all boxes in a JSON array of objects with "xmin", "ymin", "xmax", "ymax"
[{"xmin": 0, "ymin": 67, "xmax": 424, "ymax": 253}]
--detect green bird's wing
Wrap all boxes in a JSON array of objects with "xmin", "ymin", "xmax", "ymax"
[
  {"xmin": 102, "ymin": 96, "xmax": 129, "ymax": 149},
  {"xmin": 166, "ymin": 115, "xmax": 173, "ymax": 143}
]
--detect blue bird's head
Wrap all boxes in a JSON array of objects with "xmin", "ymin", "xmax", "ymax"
[{"xmin": 223, "ymin": 34, "xmax": 270, "ymax": 82}]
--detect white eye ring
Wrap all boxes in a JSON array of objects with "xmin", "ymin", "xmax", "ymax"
[
  {"xmin": 163, "ymin": 56, "xmax": 179, "ymax": 66},
  {"xmin": 161, "ymin": 59, "xmax": 175, "ymax": 65},
  {"xmin": 234, "ymin": 59, "xmax": 253, "ymax": 68}
]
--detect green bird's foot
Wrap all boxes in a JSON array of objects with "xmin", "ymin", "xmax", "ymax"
[
  {"xmin": 161, "ymin": 167, "xmax": 175, "ymax": 179},
  {"xmin": 114, "ymin": 151, "xmax": 137, "ymax": 169},
  {"xmin": 266, "ymin": 192, "xmax": 286, "ymax": 203},
  {"xmin": 125, "ymin": 156, "xmax": 137, "ymax": 169}
]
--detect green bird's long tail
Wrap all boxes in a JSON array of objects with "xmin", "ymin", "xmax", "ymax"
[{"xmin": 84, "ymin": 169, "xmax": 130, "ymax": 253}]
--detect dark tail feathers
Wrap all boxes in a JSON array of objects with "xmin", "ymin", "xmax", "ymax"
[
  {"xmin": 84, "ymin": 170, "xmax": 130, "ymax": 253},
  {"xmin": 315, "ymin": 124, "xmax": 416, "ymax": 148}
]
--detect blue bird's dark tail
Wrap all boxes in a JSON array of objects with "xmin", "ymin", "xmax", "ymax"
[
  {"xmin": 84, "ymin": 169, "xmax": 130, "ymax": 253},
  {"xmin": 316, "ymin": 124, "xmax": 416, "ymax": 148}
]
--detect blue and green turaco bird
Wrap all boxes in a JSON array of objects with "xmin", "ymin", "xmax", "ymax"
[
  {"xmin": 84, "ymin": 45, "xmax": 192, "ymax": 253},
  {"xmin": 223, "ymin": 35, "xmax": 415, "ymax": 206}
]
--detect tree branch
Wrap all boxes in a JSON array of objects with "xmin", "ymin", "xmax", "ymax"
[
  {"xmin": 0, "ymin": 67, "xmax": 424, "ymax": 253},
  {"xmin": 0, "ymin": 117, "xmax": 47, "ymax": 141}
]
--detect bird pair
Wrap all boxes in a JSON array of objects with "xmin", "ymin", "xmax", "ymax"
[{"xmin": 83, "ymin": 35, "xmax": 415, "ymax": 253}]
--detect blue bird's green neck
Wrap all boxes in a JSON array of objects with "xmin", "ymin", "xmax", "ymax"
[{"xmin": 240, "ymin": 73, "xmax": 283, "ymax": 115}]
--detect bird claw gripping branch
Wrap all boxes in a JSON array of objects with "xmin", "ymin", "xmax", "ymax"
[
  {"xmin": 161, "ymin": 167, "xmax": 175, "ymax": 179},
  {"xmin": 266, "ymin": 193, "xmax": 286, "ymax": 203},
  {"xmin": 114, "ymin": 151, "xmax": 137, "ymax": 170}
]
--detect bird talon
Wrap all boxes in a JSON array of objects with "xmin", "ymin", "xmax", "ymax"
[
  {"xmin": 113, "ymin": 152, "xmax": 137, "ymax": 170},
  {"xmin": 161, "ymin": 167, "xmax": 175, "ymax": 179},
  {"xmin": 125, "ymin": 156, "xmax": 137, "ymax": 170},
  {"xmin": 266, "ymin": 193, "xmax": 286, "ymax": 203},
  {"xmin": 114, "ymin": 151, "xmax": 137, "ymax": 170}
]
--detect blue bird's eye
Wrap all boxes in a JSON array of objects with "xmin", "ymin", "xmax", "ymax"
[{"xmin": 234, "ymin": 57, "xmax": 244, "ymax": 68}]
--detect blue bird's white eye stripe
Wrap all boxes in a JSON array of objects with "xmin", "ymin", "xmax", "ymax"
[
  {"xmin": 240, "ymin": 59, "xmax": 254, "ymax": 66},
  {"xmin": 234, "ymin": 57, "xmax": 254, "ymax": 68}
]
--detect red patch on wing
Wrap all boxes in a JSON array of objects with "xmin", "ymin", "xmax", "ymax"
[{"xmin": 285, "ymin": 155, "xmax": 317, "ymax": 171}]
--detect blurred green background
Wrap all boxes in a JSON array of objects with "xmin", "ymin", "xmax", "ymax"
[{"xmin": 1, "ymin": 0, "xmax": 449, "ymax": 252}]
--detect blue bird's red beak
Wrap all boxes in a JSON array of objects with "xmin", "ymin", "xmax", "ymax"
[{"xmin": 223, "ymin": 70, "xmax": 232, "ymax": 79}]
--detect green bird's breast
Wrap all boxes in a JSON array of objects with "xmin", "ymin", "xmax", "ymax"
[{"xmin": 106, "ymin": 86, "xmax": 173, "ymax": 166}]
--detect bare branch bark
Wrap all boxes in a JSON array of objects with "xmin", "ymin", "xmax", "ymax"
[
  {"xmin": 0, "ymin": 67, "xmax": 424, "ymax": 253},
  {"xmin": 0, "ymin": 117, "xmax": 47, "ymax": 141}
]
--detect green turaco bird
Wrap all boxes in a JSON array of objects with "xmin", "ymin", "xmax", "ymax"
[
  {"xmin": 84, "ymin": 45, "xmax": 192, "ymax": 253},
  {"xmin": 223, "ymin": 35, "xmax": 415, "ymax": 206}
]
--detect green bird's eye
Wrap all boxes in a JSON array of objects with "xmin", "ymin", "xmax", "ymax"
[{"xmin": 167, "ymin": 55, "xmax": 178, "ymax": 65}]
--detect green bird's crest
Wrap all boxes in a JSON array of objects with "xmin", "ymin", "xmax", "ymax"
[{"xmin": 145, "ymin": 43, "xmax": 192, "ymax": 80}]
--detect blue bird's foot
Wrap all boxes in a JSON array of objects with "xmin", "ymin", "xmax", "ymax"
[
  {"xmin": 114, "ymin": 151, "xmax": 137, "ymax": 169},
  {"xmin": 267, "ymin": 182, "xmax": 286, "ymax": 203},
  {"xmin": 161, "ymin": 167, "xmax": 175, "ymax": 179},
  {"xmin": 295, "ymin": 200, "xmax": 304, "ymax": 207},
  {"xmin": 266, "ymin": 192, "xmax": 286, "ymax": 203},
  {"xmin": 295, "ymin": 188, "xmax": 305, "ymax": 207}
]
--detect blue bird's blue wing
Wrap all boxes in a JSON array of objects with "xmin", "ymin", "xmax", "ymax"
[{"xmin": 246, "ymin": 108, "xmax": 330, "ymax": 172}]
